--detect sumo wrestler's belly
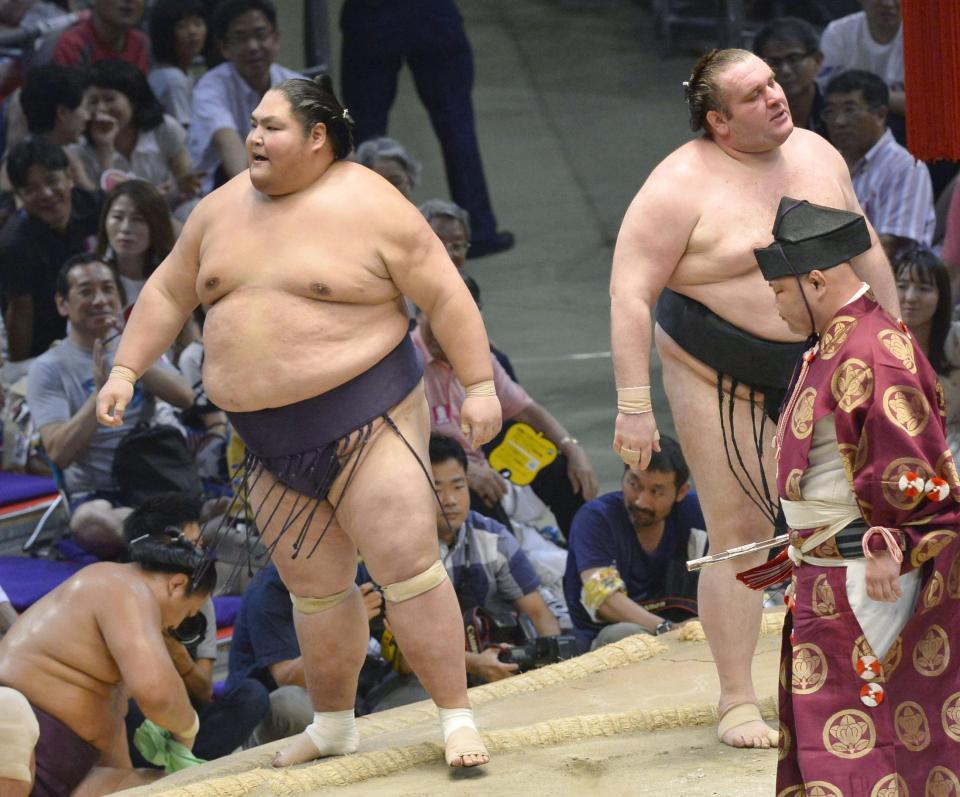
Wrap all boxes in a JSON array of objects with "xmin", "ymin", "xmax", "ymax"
[{"xmin": 201, "ymin": 288, "xmax": 409, "ymax": 412}]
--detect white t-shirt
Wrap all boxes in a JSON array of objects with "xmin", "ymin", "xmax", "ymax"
[{"xmin": 818, "ymin": 11, "xmax": 904, "ymax": 91}]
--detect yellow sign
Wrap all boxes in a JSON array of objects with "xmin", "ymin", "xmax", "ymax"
[{"xmin": 488, "ymin": 422, "xmax": 558, "ymax": 485}]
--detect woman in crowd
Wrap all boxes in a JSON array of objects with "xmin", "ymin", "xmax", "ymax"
[
  {"xmin": 96, "ymin": 179, "xmax": 175, "ymax": 312},
  {"xmin": 148, "ymin": 0, "xmax": 209, "ymax": 129},
  {"xmin": 893, "ymin": 243, "xmax": 960, "ymax": 456},
  {"xmin": 356, "ymin": 137, "xmax": 421, "ymax": 199},
  {"xmin": 72, "ymin": 59, "xmax": 201, "ymax": 209}
]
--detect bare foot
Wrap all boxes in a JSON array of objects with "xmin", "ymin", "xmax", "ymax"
[
  {"xmin": 272, "ymin": 729, "xmax": 358, "ymax": 768},
  {"xmin": 445, "ymin": 726, "xmax": 490, "ymax": 768},
  {"xmin": 717, "ymin": 703, "xmax": 778, "ymax": 749}
]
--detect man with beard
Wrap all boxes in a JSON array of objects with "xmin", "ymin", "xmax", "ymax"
[
  {"xmin": 610, "ymin": 47, "xmax": 897, "ymax": 748},
  {"xmin": 562, "ymin": 436, "xmax": 705, "ymax": 652}
]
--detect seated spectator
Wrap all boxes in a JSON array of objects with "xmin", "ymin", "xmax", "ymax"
[
  {"xmin": 563, "ymin": 436, "xmax": 706, "ymax": 651},
  {"xmin": 95, "ymin": 179, "xmax": 175, "ymax": 310},
  {"xmin": 148, "ymin": 0, "xmax": 209, "ymax": 129},
  {"xmin": 52, "ymin": 0, "xmax": 150, "ymax": 74},
  {"xmin": 414, "ymin": 311, "xmax": 598, "ymax": 535},
  {"xmin": 0, "ymin": 539, "xmax": 215, "ymax": 796},
  {"xmin": 940, "ymin": 182, "xmax": 960, "ymax": 301},
  {"xmin": 892, "ymin": 244, "xmax": 960, "ymax": 459},
  {"xmin": 227, "ymin": 564, "xmax": 384, "ymax": 744},
  {"xmin": 419, "ymin": 201, "xmax": 518, "ymax": 378},
  {"xmin": 0, "ymin": 581, "xmax": 15, "ymax": 639},
  {"xmin": 355, "ymin": 136, "xmax": 421, "ymax": 199},
  {"xmin": 72, "ymin": 60, "xmax": 201, "ymax": 209},
  {"xmin": 824, "ymin": 69, "xmax": 934, "ymax": 255},
  {"xmin": 753, "ymin": 17, "xmax": 827, "ymax": 137},
  {"xmin": 187, "ymin": 0, "xmax": 300, "ymax": 192},
  {"xmin": 27, "ymin": 255, "xmax": 193, "ymax": 557},
  {"xmin": 0, "ymin": 137, "xmax": 102, "ymax": 363},
  {"xmin": 370, "ymin": 434, "xmax": 562, "ymax": 708},
  {"xmin": 817, "ymin": 0, "xmax": 904, "ymax": 118},
  {"xmin": 14, "ymin": 64, "xmax": 95, "ymax": 190},
  {"xmin": 120, "ymin": 493, "xmax": 269, "ymax": 763}
]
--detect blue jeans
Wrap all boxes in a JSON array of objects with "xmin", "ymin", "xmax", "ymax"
[{"xmin": 340, "ymin": 0, "xmax": 499, "ymax": 242}]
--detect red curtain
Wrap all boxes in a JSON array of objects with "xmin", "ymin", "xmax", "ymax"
[{"xmin": 903, "ymin": 0, "xmax": 960, "ymax": 161}]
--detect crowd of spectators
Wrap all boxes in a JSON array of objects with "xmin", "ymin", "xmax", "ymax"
[{"xmin": 0, "ymin": 0, "xmax": 958, "ymax": 784}]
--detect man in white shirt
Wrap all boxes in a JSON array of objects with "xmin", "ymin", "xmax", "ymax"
[{"xmin": 187, "ymin": 0, "xmax": 300, "ymax": 193}]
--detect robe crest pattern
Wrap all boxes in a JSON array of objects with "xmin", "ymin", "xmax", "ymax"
[{"xmin": 776, "ymin": 295, "xmax": 960, "ymax": 795}]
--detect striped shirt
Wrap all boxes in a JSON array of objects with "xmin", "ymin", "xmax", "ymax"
[
  {"xmin": 440, "ymin": 511, "xmax": 540, "ymax": 613},
  {"xmin": 851, "ymin": 129, "xmax": 935, "ymax": 246}
]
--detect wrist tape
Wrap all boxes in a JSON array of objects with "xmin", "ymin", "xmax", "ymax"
[{"xmin": 617, "ymin": 385, "xmax": 652, "ymax": 414}]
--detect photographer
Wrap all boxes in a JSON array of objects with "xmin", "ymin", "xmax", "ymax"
[
  {"xmin": 121, "ymin": 493, "xmax": 269, "ymax": 763},
  {"xmin": 370, "ymin": 435, "xmax": 564, "ymax": 710},
  {"xmin": 563, "ymin": 437, "xmax": 706, "ymax": 651}
]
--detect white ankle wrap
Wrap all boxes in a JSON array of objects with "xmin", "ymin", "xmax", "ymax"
[
  {"xmin": 304, "ymin": 709, "xmax": 359, "ymax": 757},
  {"xmin": 438, "ymin": 706, "xmax": 477, "ymax": 743}
]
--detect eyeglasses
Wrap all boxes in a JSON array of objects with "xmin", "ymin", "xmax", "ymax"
[
  {"xmin": 445, "ymin": 242, "xmax": 470, "ymax": 256},
  {"xmin": 763, "ymin": 51, "xmax": 815, "ymax": 71},
  {"xmin": 224, "ymin": 27, "xmax": 274, "ymax": 47},
  {"xmin": 822, "ymin": 103, "xmax": 877, "ymax": 123}
]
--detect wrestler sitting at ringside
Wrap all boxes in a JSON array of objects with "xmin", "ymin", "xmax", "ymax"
[{"xmin": 95, "ymin": 75, "xmax": 502, "ymax": 769}]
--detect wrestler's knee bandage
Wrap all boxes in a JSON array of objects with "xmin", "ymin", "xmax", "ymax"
[
  {"xmin": 381, "ymin": 560, "xmax": 448, "ymax": 603},
  {"xmin": 0, "ymin": 687, "xmax": 39, "ymax": 783},
  {"xmin": 290, "ymin": 583, "xmax": 359, "ymax": 614}
]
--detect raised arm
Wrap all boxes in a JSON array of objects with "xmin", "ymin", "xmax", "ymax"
[
  {"xmin": 96, "ymin": 206, "xmax": 205, "ymax": 426},
  {"xmin": 610, "ymin": 163, "xmax": 697, "ymax": 468},
  {"xmin": 383, "ymin": 199, "xmax": 501, "ymax": 446}
]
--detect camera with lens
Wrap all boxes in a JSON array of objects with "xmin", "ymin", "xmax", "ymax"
[
  {"xmin": 170, "ymin": 611, "xmax": 208, "ymax": 647},
  {"xmin": 463, "ymin": 606, "xmax": 578, "ymax": 673},
  {"xmin": 496, "ymin": 634, "xmax": 579, "ymax": 672}
]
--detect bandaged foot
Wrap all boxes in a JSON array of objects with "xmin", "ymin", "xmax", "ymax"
[
  {"xmin": 440, "ymin": 707, "xmax": 489, "ymax": 768},
  {"xmin": 272, "ymin": 709, "xmax": 359, "ymax": 767},
  {"xmin": 717, "ymin": 703, "xmax": 778, "ymax": 749}
]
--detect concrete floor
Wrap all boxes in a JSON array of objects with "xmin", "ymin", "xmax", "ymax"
[{"xmin": 279, "ymin": 0, "xmax": 713, "ymax": 492}]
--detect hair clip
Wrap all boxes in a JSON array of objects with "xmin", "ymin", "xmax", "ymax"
[{"xmin": 342, "ymin": 108, "xmax": 354, "ymax": 124}]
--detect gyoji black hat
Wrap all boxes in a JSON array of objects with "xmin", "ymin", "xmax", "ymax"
[{"xmin": 754, "ymin": 197, "xmax": 871, "ymax": 280}]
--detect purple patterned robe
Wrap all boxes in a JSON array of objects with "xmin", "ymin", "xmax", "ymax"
[{"xmin": 776, "ymin": 294, "xmax": 960, "ymax": 797}]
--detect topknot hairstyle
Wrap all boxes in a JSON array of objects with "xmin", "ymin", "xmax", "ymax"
[
  {"xmin": 275, "ymin": 74, "xmax": 354, "ymax": 160},
  {"xmin": 684, "ymin": 48, "xmax": 753, "ymax": 134}
]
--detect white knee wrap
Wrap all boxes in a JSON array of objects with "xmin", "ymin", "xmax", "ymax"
[
  {"xmin": 0, "ymin": 687, "xmax": 39, "ymax": 783},
  {"xmin": 290, "ymin": 583, "xmax": 358, "ymax": 614},
  {"xmin": 381, "ymin": 560, "xmax": 448, "ymax": 603}
]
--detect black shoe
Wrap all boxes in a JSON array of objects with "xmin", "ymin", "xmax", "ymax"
[{"xmin": 467, "ymin": 230, "xmax": 515, "ymax": 259}]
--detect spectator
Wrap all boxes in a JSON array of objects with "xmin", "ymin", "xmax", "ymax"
[
  {"xmin": 148, "ymin": 0, "xmax": 209, "ymax": 129},
  {"xmin": 419, "ymin": 201, "xmax": 518, "ymax": 381},
  {"xmin": 52, "ymin": 0, "xmax": 150, "ymax": 74},
  {"xmin": 120, "ymin": 494, "xmax": 269, "ymax": 763},
  {"xmin": 0, "ymin": 136, "xmax": 102, "ymax": 363},
  {"xmin": 0, "ymin": 539, "xmax": 215, "ymax": 796},
  {"xmin": 340, "ymin": 0, "xmax": 513, "ymax": 258},
  {"xmin": 72, "ymin": 59, "xmax": 201, "ymax": 208},
  {"xmin": 940, "ymin": 185, "xmax": 960, "ymax": 301},
  {"xmin": 15, "ymin": 64, "xmax": 95, "ymax": 190},
  {"xmin": 27, "ymin": 255, "xmax": 193, "ymax": 558},
  {"xmin": 370, "ymin": 434, "xmax": 562, "ymax": 708},
  {"xmin": 892, "ymin": 244, "xmax": 960, "ymax": 459},
  {"xmin": 818, "ymin": 0, "xmax": 904, "ymax": 117},
  {"xmin": 95, "ymin": 179, "xmax": 175, "ymax": 310},
  {"xmin": 824, "ymin": 69, "xmax": 934, "ymax": 255},
  {"xmin": 414, "ymin": 311, "xmax": 598, "ymax": 535},
  {"xmin": 187, "ymin": 0, "xmax": 300, "ymax": 192},
  {"xmin": 227, "ymin": 564, "xmax": 384, "ymax": 744},
  {"xmin": 563, "ymin": 437, "xmax": 706, "ymax": 651},
  {"xmin": 753, "ymin": 17, "xmax": 827, "ymax": 137},
  {"xmin": 355, "ymin": 136, "xmax": 421, "ymax": 199},
  {"xmin": 0, "ymin": 582, "xmax": 15, "ymax": 639}
]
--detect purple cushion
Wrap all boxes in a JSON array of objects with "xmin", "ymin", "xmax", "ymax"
[
  {"xmin": 0, "ymin": 556, "xmax": 84, "ymax": 611},
  {"xmin": 0, "ymin": 472, "xmax": 58, "ymax": 506},
  {"xmin": 212, "ymin": 595, "xmax": 241, "ymax": 630}
]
